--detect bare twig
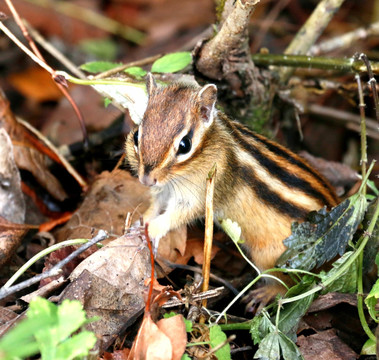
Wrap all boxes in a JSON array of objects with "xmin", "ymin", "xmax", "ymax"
[
  {"xmin": 93, "ymin": 54, "xmax": 162, "ymax": 80},
  {"xmin": 359, "ymin": 53, "xmax": 379, "ymax": 123},
  {"xmin": 162, "ymin": 287, "xmax": 225, "ymax": 308},
  {"xmin": 310, "ymin": 21, "xmax": 379, "ymax": 55},
  {"xmin": 17, "ymin": 118, "xmax": 87, "ymax": 189},
  {"xmin": 23, "ymin": 0, "xmax": 145, "ymax": 44},
  {"xmin": 201, "ymin": 164, "xmax": 217, "ymax": 313},
  {"xmin": 280, "ymin": 0, "xmax": 346, "ymax": 82},
  {"xmin": 308, "ymin": 104, "xmax": 379, "ymax": 140},
  {"xmin": 0, "ymin": 230, "xmax": 108, "ymax": 300}
]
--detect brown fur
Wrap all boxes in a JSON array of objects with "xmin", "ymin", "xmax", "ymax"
[{"xmin": 125, "ymin": 78, "xmax": 338, "ymax": 305}]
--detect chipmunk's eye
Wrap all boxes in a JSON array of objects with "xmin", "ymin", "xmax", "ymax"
[
  {"xmin": 177, "ymin": 135, "xmax": 191, "ymax": 155},
  {"xmin": 133, "ymin": 130, "xmax": 139, "ymax": 147}
]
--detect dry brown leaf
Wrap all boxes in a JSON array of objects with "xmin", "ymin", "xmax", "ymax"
[
  {"xmin": 174, "ymin": 237, "xmax": 219, "ymax": 266},
  {"xmin": 156, "ymin": 315, "xmax": 187, "ymax": 360},
  {"xmin": 8, "ymin": 67, "xmax": 63, "ymax": 103},
  {"xmin": 0, "ymin": 216, "xmax": 29, "ymax": 268},
  {"xmin": 0, "ymin": 128, "xmax": 25, "ymax": 224},
  {"xmin": 128, "ymin": 314, "xmax": 172, "ymax": 360},
  {"xmin": 54, "ymin": 170, "xmax": 151, "ymax": 243},
  {"xmin": 0, "ymin": 88, "xmax": 67, "ymax": 201},
  {"xmin": 297, "ymin": 329, "xmax": 358, "ymax": 360},
  {"xmin": 62, "ymin": 232, "xmax": 151, "ymax": 353}
]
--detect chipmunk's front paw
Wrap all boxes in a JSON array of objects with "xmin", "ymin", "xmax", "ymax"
[
  {"xmin": 242, "ymin": 283, "xmax": 286, "ymax": 314},
  {"xmin": 145, "ymin": 216, "xmax": 169, "ymax": 254}
]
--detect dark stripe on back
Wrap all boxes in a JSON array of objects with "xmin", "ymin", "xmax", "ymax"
[
  {"xmin": 226, "ymin": 122, "xmax": 332, "ymax": 206},
  {"xmin": 232, "ymin": 122, "xmax": 336, "ymax": 200},
  {"xmin": 240, "ymin": 165, "xmax": 308, "ymax": 219}
]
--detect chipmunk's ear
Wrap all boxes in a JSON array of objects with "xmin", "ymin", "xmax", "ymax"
[
  {"xmin": 146, "ymin": 73, "xmax": 157, "ymax": 97},
  {"xmin": 198, "ymin": 84, "xmax": 217, "ymax": 127}
]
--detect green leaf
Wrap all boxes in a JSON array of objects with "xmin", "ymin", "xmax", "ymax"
[
  {"xmin": 277, "ymin": 192, "xmax": 367, "ymax": 271},
  {"xmin": 0, "ymin": 297, "xmax": 97, "ymax": 360},
  {"xmin": 124, "ymin": 66, "xmax": 147, "ymax": 78},
  {"xmin": 254, "ymin": 332, "xmax": 303, "ymax": 360},
  {"xmin": 278, "ymin": 291, "xmax": 315, "ymax": 341},
  {"xmin": 365, "ymin": 279, "xmax": 379, "ymax": 322},
  {"xmin": 80, "ymin": 61, "xmax": 122, "ymax": 73},
  {"xmin": 151, "ymin": 52, "xmax": 192, "ymax": 73},
  {"xmin": 361, "ymin": 338, "xmax": 376, "ymax": 355},
  {"xmin": 250, "ymin": 313, "xmax": 273, "ymax": 345},
  {"xmin": 104, "ymin": 97, "xmax": 112, "ymax": 108},
  {"xmin": 363, "ymin": 197, "xmax": 379, "ymax": 274},
  {"xmin": 181, "ymin": 354, "xmax": 192, "ymax": 360},
  {"xmin": 55, "ymin": 331, "xmax": 97, "ymax": 360},
  {"xmin": 209, "ymin": 325, "xmax": 231, "ymax": 360},
  {"xmin": 219, "ymin": 218, "xmax": 242, "ymax": 244},
  {"xmin": 320, "ymin": 251, "xmax": 357, "ymax": 293}
]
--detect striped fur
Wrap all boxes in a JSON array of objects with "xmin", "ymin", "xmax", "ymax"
[{"xmin": 125, "ymin": 79, "xmax": 338, "ymax": 302}]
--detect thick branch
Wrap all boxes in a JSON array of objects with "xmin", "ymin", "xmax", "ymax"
[{"xmin": 196, "ymin": 0, "xmax": 260, "ymax": 80}]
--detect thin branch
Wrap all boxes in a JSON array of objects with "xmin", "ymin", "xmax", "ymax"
[
  {"xmin": 23, "ymin": 0, "xmax": 145, "ymax": 44},
  {"xmin": 310, "ymin": 21, "xmax": 379, "ymax": 55},
  {"xmin": 280, "ymin": 0, "xmax": 346, "ymax": 82},
  {"xmin": 0, "ymin": 230, "xmax": 108, "ymax": 300}
]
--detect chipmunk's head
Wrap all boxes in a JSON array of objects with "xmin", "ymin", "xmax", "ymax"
[{"xmin": 126, "ymin": 73, "xmax": 218, "ymax": 187}]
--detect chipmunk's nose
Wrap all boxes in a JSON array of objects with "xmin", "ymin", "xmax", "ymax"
[{"xmin": 140, "ymin": 174, "xmax": 157, "ymax": 187}]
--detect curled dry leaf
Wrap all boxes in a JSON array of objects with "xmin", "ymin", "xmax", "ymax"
[
  {"xmin": 128, "ymin": 313, "xmax": 186, "ymax": 360},
  {"xmin": 0, "ymin": 216, "xmax": 29, "ymax": 269},
  {"xmin": 0, "ymin": 128, "xmax": 25, "ymax": 224},
  {"xmin": 0, "ymin": 88, "xmax": 67, "ymax": 201},
  {"xmin": 54, "ymin": 169, "xmax": 151, "ymax": 243}
]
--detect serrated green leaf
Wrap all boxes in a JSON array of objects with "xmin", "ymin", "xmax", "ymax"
[
  {"xmin": 124, "ymin": 66, "xmax": 147, "ymax": 78},
  {"xmin": 209, "ymin": 325, "xmax": 231, "ymax": 360},
  {"xmin": 151, "ymin": 52, "xmax": 192, "ymax": 73},
  {"xmin": 363, "ymin": 197, "xmax": 379, "ymax": 274},
  {"xmin": 365, "ymin": 279, "xmax": 379, "ymax": 322},
  {"xmin": 278, "ymin": 291, "xmax": 315, "ymax": 341},
  {"xmin": 321, "ymin": 251, "xmax": 357, "ymax": 293},
  {"xmin": 277, "ymin": 193, "xmax": 367, "ymax": 271},
  {"xmin": 254, "ymin": 331, "xmax": 303, "ymax": 360},
  {"xmin": 250, "ymin": 314, "xmax": 274, "ymax": 345},
  {"xmin": 219, "ymin": 218, "xmax": 242, "ymax": 244},
  {"xmin": 361, "ymin": 338, "xmax": 376, "ymax": 355},
  {"xmin": 55, "ymin": 331, "xmax": 97, "ymax": 360},
  {"xmin": 0, "ymin": 297, "xmax": 96, "ymax": 360},
  {"xmin": 80, "ymin": 61, "xmax": 122, "ymax": 73}
]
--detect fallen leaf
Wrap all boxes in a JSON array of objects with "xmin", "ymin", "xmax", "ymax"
[
  {"xmin": 8, "ymin": 66, "xmax": 63, "ymax": 102},
  {"xmin": 0, "ymin": 216, "xmax": 30, "ymax": 269},
  {"xmin": 54, "ymin": 169, "xmax": 151, "ymax": 243},
  {"xmin": 297, "ymin": 329, "xmax": 358, "ymax": 360},
  {"xmin": 0, "ymin": 88, "xmax": 67, "ymax": 201},
  {"xmin": 0, "ymin": 128, "xmax": 25, "ymax": 224},
  {"xmin": 59, "ymin": 231, "xmax": 151, "ymax": 353},
  {"xmin": 156, "ymin": 315, "xmax": 187, "ymax": 360}
]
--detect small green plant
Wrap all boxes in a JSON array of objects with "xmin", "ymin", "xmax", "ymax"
[{"xmin": 0, "ymin": 297, "xmax": 97, "ymax": 360}]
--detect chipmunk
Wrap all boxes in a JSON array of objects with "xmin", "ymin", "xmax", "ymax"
[{"xmin": 125, "ymin": 73, "xmax": 338, "ymax": 309}]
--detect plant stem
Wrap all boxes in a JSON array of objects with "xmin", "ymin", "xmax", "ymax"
[
  {"xmin": 251, "ymin": 53, "xmax": 376, "ymax": 74},
  {"xmin": 357, "ymin": 251, "xmax": 376, "ymax": 341},
  {"xmin": 3, "ymin": 239, "xmax": 93, "ymax": 289}
]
